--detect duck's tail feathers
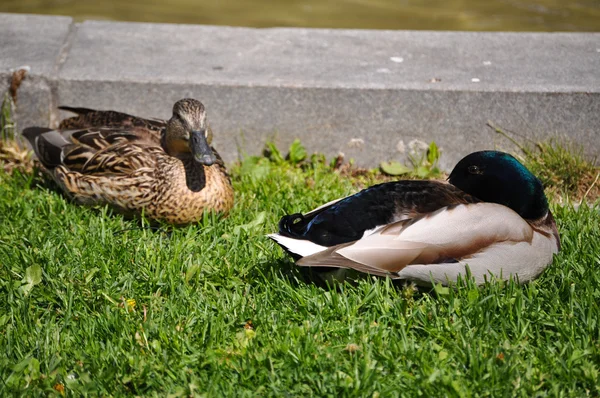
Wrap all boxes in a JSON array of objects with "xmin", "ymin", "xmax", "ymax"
[
  {"xmin": 22, "ymin": 127, "xmax": 70, "ymax": 168},
  {"xmin": 22, "ymin": 127, "xmax": 52, "ymax": 147},
  {"xmin": 268, "ymin": 233, "xmax": 328, "ymax": 258},
  {"xmin": 58, "ymin": 106, "xmax": 96, "ymax": 115}
]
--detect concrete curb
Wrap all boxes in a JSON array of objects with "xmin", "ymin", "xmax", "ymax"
[{"xmin": 1, "ymin": 13, "xmax": 599, "ymax": 168}]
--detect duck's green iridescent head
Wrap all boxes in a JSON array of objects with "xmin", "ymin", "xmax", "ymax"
[{"xmin": 448, "ymin": 150, "xmax": 548, "ymax": 220}]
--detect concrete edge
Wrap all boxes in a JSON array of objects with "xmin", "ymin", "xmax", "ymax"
[{"xmin": 0, "ymin": 13, "xmax": 598, "ymax": 168}]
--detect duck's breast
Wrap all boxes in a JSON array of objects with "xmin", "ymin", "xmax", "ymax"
[{"xmin": 151, "ymin": 157, "xmax": 233, "ymax": 223}]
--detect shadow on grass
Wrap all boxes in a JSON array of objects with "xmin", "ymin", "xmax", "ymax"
[{"xmin": 257, "ymin": 255, "xmax": 437, "ymax": 303}]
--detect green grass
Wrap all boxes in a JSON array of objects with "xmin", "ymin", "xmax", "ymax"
[
  {"xmin": 522, "ymin": 141, "xmax": 599, "ymax": 203},
  {"xmin": 487, "ymin": 122, "xmax": 600, "ymax": 203},
  {"xmin": 0, "ymin": 153, "xmax": 599, "ymax": 397},
  {"xmin": 1, "ymin": 92, "xmax": 16, "ymax": 142}
]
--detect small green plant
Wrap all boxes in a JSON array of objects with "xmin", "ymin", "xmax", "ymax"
[
  {"xmin": 262, "ymin": 139, "xmax": 308, "ymax": 166},
  {"xmin": 524, "ymin": 141, "xmax": 598, "ymax": 196},
  {"xmin": 263, "ymin": 141, "xmax": 285, "ymax": 164},
  {"xmin": 287, "ymin": 139, "xmax": 307, "ymax": 165},
  {"xmin": 239, "ymin": 139, "xmax": 313, "ymax": 182},
  {"xmin": 1, "ymin": 92, "xmax": 16, "ymax": 141},
  {"xmin": 380, "ymin": 141, "xmax": 442, "ymax": 179}
]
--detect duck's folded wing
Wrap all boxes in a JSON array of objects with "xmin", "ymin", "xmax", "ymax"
[
  {"xmin": 297, "ymin": 203, "xmax": 534, "ymax": 275},
  {"xmin": 29, "ymin": 127, "xmax": 162, "ymax": 175},
  {"xmin": 67, "ymin": 127, "xmax": 162, "ymax": 150},
  {"xmin": 58, "ymin": 107, "xmax": 166, "ymax": 133},
  {"xmin": 64, "ymin": 141, "xmax": 163, "ymax": 175}
]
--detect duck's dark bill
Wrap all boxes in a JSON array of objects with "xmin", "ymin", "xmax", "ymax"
[{"xmin": 190, "ymin": 129, "xmax": 217, "ymax": 165}]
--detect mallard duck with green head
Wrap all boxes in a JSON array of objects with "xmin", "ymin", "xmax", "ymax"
[
  {"xmin": 269, "ymin": 151, "xmax": 560, "ymax": 285},
  {"xmin": 23, "ymin": 98, "xmax": 234, "ymax": 225}
]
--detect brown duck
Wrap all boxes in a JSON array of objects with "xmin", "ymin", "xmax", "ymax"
[{"xmin": 23, "ymin": 98, "xmax": 234, "ymax": 224}]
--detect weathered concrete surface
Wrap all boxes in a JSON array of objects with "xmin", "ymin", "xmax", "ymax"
[
  {"xmin": 0, "ymin": 13, "xmax": 73, "ymax": 130},
  {"xmin": 56, "ymin": 21, "xmax": 600, "ymax": 168},
  {"xmin": 2, "ymin": 14, "xmax": 599, "ymax": 167},
  {"xmin": 58, "ymin": 22, "xmax": 600, "ymax": 92}
]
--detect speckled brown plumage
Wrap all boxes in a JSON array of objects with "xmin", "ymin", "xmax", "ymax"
[
  {"xmin": 58, "ymin": 106, "xmax": 166, "ymax": 133},
  {"xmin": 23, "ymin": 99, "xmax": 234, "ymax": 225}
]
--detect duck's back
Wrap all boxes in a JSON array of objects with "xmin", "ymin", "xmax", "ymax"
[
  {"xmin": 58, "ymin": 106, "xmax": 165, "ymax": 145},
  {"xmin": 278, "ymin": 180, "xmax": 480, "ymax": 247}
]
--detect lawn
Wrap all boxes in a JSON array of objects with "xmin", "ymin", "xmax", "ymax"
[{"xmin": 0, "ymin": 145, "xmax": 599, "ymax": 396}]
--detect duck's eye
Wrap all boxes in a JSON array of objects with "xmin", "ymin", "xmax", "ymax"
[
  {"xmin": 171, "ymin": 113, "xmax": 182, "ymax": 124},
  {"xmin": 468, "ymin": 165, "xmax": 482, "ymax": 175}
]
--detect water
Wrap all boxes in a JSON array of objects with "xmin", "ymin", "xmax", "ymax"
[{"xmin": 2, "ymin": 0, "xmax": 599, "ymax": 31}]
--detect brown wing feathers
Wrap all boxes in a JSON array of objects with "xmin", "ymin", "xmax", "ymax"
[
  {"xmin": 23, "ymin": 125, "xmax": 160, "ymax": 174},
  {"xmin": 70, "ymin": 129, "xmax": 147, "ymax": 149},
  {"xmin": 58, "ymin": 107, "xmax": 165, "ymax": 132},
  {"xmin": 60, "ymin": 140, "xmax": 161, "ymax": 175},
  {"xmin": 26, "ymin": 101, "xmax": 169, "ymax": 173}
]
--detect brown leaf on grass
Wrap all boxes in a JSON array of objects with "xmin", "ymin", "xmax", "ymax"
[
  {"xmin": 344, "ymin": 343, "xmax": 361, "ymax": 353},
  {"xmin": 53, "ymin": 383, "xmax": 65, "ymax": 395}
]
